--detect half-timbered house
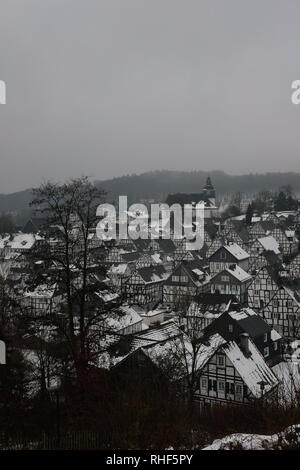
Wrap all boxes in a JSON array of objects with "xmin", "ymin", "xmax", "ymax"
[
  {"xmin": 195, "ymin": 332, "xmax": 279, "ymax": 407},
  {"xmin": 121, "ymin": 265, "xmax": 169, "ymax": 305},
  {"xmin": 162, "ymin": 260, "xmax": 210, "ymax": 308},
  {"xmin": 209, "ymin": 243, "xmax": 250, "ymax": 275},
  {"xmin": 204, "ymin": 307, "xmax": 282, "ymax": 366},
  {"xmin": 248, "ymin": 265, "xmax": 300, "ymax": 339},
  {"xmin": 210, "ymin": 264, "xmax": 252, "ymax": 304},
  {"xmin": 185, "ymin": 293, "xmax": 238, "ymax": 334}
]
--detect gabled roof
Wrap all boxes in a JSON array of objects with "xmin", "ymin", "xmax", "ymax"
[
  {"xmin": 103, "ymin": 320, "xmax": 182, "ymax": 368},
  {"xmin": 259, "ymin": 220, "xmax": 276, "ymax": 233},
  {"xmin": 228, "ymin": 220, "xmax": 250, "ymax": 242},
  {"xmin": 212, "ymin": 265, "xmax": 252, "ymax": 283},
  {"xmin": 108, "ymin": 263, "xmax": 129, "ymax": 275},
  {"xmin": 258, "ymin": 236, "xmax": 281, "ymax": 255},
  {"xmin": 223, "ymin": 243, "xmax": 250, "ymax": 260},
  {"xmin": 145, "ymin": 333, "xmax": 226, "ymax": 377},
  {"xmin": 137, "ymin": 265, "xmax": 169, "ymax": 284},
  {"xmin": 228, "ymin": 308, "xmax": 271, "ymax": 336},
  {"xmin": 133, "ymin": 239, "xmax": 151, "ymax": 252},
  {"xmin": 223, "ymin": 340, "xmax": 279, "ymax": 398},
  {"xmin": 173, "ymin": 260, "xmax": 208, "ymax": 286},
  {"xmin": 144, "ymin": 328, "xmax": 279, "ymax": 396},
  {"xmin": 106, "ymin": 304, "xmax": 144, "ymax": 332},
  {"xmin": 189, "ymin": 293, "xmax": 237, "ymax": 316}
]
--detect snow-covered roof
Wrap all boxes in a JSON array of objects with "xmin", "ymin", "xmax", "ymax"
[
  {"xmin": 108, "ymin": 264, "xmax": 129, "ymax": 275},
  {"xmin": 24, "ymin": 284, "xmax": 57, "ymax": 299},
  {"xmin": 137, "ymin": 265, "xmax": 169, "ymax": 284},
  {"xmin": 95, "ymin": 291, "xmax": 119, "ymax": 303},
  {"xmin": 192, "ymin": 268, "xmax": 204, "ymax": 277},
  {"xmin": 258, "ymin": 236, "xmax": 281, "ymax": 255},
  {"xmin": 151, "ymin": 253, "xmax": 163, "ymax": 264},
  {"xmin": 106, "ymin": 304, "xmax": 144, "ymax": 332},
  {"xmin": 145, "ymin": 332, "xmax": 226, "ymax": 377},
  {"xmin": 0, "ymin": 233, "xmax": 37, "ymax": 250},
  {"xmin": 224, "ymin": 340, "xmax": 279, "ymax": 398},
  {"xmin": 270, "ymin": 329, "xmax": 281, "ymax": 341},
  {"xmin": 224, "ymin": 243, "xmax": 250, "ymax": 260},
  {"xmin": 228, "ymin": 308, "xmax": 256, "ymax": 321},
  {"xmin": 223, "ymin": 265, "xmax": 252, "ymax": 283}
]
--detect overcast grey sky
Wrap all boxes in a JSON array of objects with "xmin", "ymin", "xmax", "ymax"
[{"xmin": 1, "ymin": 0, "xmax": 300, "ymax": 192}]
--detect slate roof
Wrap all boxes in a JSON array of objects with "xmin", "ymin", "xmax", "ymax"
[
  {"xmin": 190, "ymin": 293, "xmax": 237, "ymax": 315},
  {"xmin": 137, "ymin": 265, "xmax": 169, "ymax": 284}
]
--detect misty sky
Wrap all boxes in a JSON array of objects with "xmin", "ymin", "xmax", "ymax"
[{"xmin": 1, "ymin": 0, "xmax": 300, "ymax": 193}]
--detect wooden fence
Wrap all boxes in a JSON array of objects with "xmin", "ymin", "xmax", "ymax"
[{"xmin": 0, "ymin": 430, "xmax": 105, "ymax": 450}]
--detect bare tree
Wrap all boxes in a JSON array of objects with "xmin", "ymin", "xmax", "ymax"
[{"xmin": 30, "ymin": 177, "xmax": 109, "ymax": 381}]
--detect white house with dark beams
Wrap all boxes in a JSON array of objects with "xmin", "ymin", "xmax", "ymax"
[
  {"xmin": 195, "ymin": 332, "xmax": 279, "ymax": 407},
  {"xmin": 209, "ymin": 243, "xmax": 250, "ymax": 275},
  {"xmin": 210, "ymin": 264, "xmax": 252, "ymax": 304}
]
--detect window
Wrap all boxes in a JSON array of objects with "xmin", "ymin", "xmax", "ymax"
[
  {"xmin": 274, "ymin": 342, "xmax": 278, "ymax": 351},
  {"xmin": 217, "ymin": 355, "xmax": 225, "ymax": 367},
  {"xmin": 172, "ymin": 275, "xmax": 179, "ymax": 282},
  {"xmin": 201, "ymin": 378, "xmax": 207, "ymax": 389},
  {"xmin": 264, "ymin": 347, "xmax": 269, "ymax": 358},
  {"xmin": 228, "ymin": 324, "xmax": 233, "ymax": 333},
  {"xmin": 221, "ymin": 275, "xmax": 229, "ymax": 282},
  {"xmin": 220, "ymin": 252, "xmax": 227, "ymax": 260},
  {"xmin": 235, "ymin": 384, "xmax": 243, "ymax": 395},
  {"xmin": 181, "ymin": 275, "xmax": 188, "ymax": 283},
  {"xmin": 264, "ymin": 332, "xmax": 268, "ymax": 343},
  {"xmin": 226, "ymin": 382, "xmax": 235, "ymax": 394},
  {"xmin": 218, "ymin": 381, "xmax": 225, "ymax": 391}
]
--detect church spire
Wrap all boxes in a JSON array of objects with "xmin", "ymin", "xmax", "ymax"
[{"xmin": 203, "ymin": 176, "xmax": 216, "ymax": 199}]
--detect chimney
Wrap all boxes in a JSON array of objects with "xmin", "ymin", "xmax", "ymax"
[{"xmin": 239, "ymin": 333, "xmax": 251, "ymax": 357}]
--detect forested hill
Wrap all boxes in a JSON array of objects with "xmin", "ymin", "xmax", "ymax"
[
  {"xmin": 1, "ymin": 170, "xmax": 300, "ymax": 223},
  {"xmin": 96, "ymin": 170, "xmax": 300, "ymax": 203}
]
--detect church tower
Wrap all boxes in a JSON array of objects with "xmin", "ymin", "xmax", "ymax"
[{"xmin": 203, "ymin": 176, "xmax": 216, "ymax": 201}]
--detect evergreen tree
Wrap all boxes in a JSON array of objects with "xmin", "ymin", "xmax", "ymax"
[{"xmin": 245, "ymin": 204, "xmax": 253, "ymax": 225}]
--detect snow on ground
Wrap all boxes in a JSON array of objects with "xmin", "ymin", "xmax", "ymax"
[
  {"xmin": 202, "ymin": 425, "xmax": 300, "ymax": 450},
  {"xmin": 202, "ymin": 433, "xmax": 274, "ymax": 450}
]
